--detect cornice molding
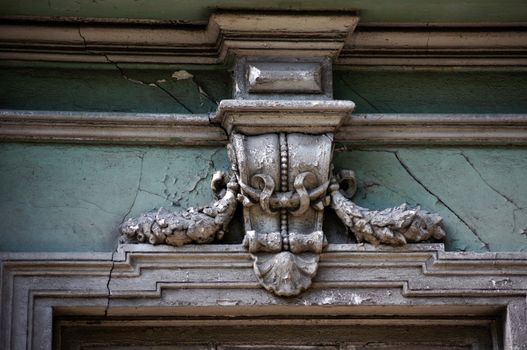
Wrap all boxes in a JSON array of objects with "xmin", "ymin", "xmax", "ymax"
[
  {"xmin": 0, "ymin": 16, "xmax": 525, "ymax": 66},
  {"xmin": 0, "ymin": 12, "xmax": 358, "ymax": 65},
  {"xmin": 2, "ymin": 109, "xmax": 527, "ymax": 145},
  {"xmin": 342, "ymin": 25, "xmax": 527, "ymax": 67},
  {"xmin": 1, "ymin": 244, "xmax": 527, "ymax": 349},
  {"xmin": 0, "ymin": 110, "xmax": 225, "ymax": 145}
]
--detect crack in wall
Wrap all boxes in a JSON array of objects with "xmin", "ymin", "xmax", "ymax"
[
  {"xmin": 171, "ymin": 149, "xmax": 221, "ymax": 207},
  {"xmin": 186, "ymin": 152, "xmax": 217, "ymax": 193},
  {"xmin": 104, "ymin": 247, "xmax": 117, "ymax": 317},
  {"xmin": 95, "ymin": 49, "xmax": 195, "ymax": 113},
  {"xmin": 460, "ymin": 152, "xmax": 521, "ymax": 209},
  {"xmin": 119, "ymin": 152, "xmax": 145, "ymax": 225},
  {"xmin": 194, "ymin": 78, "xmax": 219, "ymax": 106},
  {"xmin": 80, "ymin": 198, "xmax": 123, "ymax": 216},
  {"xmin": 513, "ymin": 207, "xmax": 527, "ymax": 236},
  {"xmin": 77, "ymin": 26, "xmax": 88, "ymax": 49},
  {"xmin": 152, "ymin": 82, "xmax": 194, "ymax": 113},
  {"xmin": 391, "ymin": 151, "xmax": 491, "ymax": 251},
  {"xmin": 338, "ymin": 76, "xmax": 381, "ymax": 112}
]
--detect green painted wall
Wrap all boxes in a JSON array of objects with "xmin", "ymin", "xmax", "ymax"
[
  {"xmin": 1, "ymin": 144, "xmax": 526, "ymax": 252},
  {"xmin": 0, "ymin": 63, "xmax": 526, "ymax": 252},
  {"xmin": 0, "ymin": 65, "xmax": 231, "ymax": 113},
  {"xmin": 334, "ymin": 70, "xmax": 527, "ymax": 113},
  {"xmin": 2, "ymin": 0, "xmax": 527, "ymax": 24},
  {"xmin": 2, "ymin": 64, "xmax": 527, "ymax": 113}
]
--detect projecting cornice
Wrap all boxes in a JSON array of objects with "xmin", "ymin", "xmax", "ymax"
[
  {"xmin": 0, "ymin": 12, "xmax": 358, "ymax": 64},
  {"xmin": 1, "ymin": 14, "xmax": 526, "ymax": 67},
  {"xmin": 2, "ymin": 110, "xmax": 527, "ymax": 145}
]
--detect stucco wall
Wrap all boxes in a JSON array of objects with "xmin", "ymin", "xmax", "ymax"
[{"xmin": 1, "ymin": 64, "xmax": 526, "ymax": 252}]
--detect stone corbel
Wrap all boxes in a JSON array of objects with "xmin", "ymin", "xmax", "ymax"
[{"xmin": 120, "ymin": 12, "xmax": 445, "ymax": 297}]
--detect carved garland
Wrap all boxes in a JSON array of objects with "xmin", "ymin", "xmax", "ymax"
[
  {"xmin": 120, "ymin": 51, "xmax": 445, "ymax": 297},
  {"xmin": 120, "ymin": 133, "xmax": 445, "ymax": 296}
]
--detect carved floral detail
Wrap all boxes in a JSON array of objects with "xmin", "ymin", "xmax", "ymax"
[
  {"xmin": 120, "ymin": 171, "xmax": 238, "ymax": 246},
  {"xmin": 330, "ymin": 170, "xmax": 446, "ymax": 245}
]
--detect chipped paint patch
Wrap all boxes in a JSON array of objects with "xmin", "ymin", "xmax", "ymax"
[{"xmin": 172, "ymin": 70, "xmax": 194, "ymax": 80}]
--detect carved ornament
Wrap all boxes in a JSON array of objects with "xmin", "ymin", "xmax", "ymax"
[{"xmin": 119, "ymin": 17, "xmax": 446, "ymax": 296}]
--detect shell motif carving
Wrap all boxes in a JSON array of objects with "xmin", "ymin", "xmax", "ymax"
[{"xmin": 253, "ymin": 252, "xmax": 319, "ymax": 296}]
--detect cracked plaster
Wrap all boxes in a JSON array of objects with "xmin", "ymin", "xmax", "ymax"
[
  {"xmin": 0, "ymin": 64, "xmax": 231, "ymax": 113},
  {"xmin": 1, "ymin": 65, "xmax": 527, "ymax": 253},
  {"xmin": 0, "ymin": 144, "xmax": 230, "ymax": 251},
  {"xmin": 1, "ymin": 143, "xmax": 526, "ymax": 252}
]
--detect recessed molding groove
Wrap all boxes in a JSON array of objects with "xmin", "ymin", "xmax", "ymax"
[
  {"xmin": 2, "ymin": 109, "xmax": 527, "ymax": 145},
  {"xmin": 0, "ymin": 16, "xmax": 526, "ymax": 66},
  {"xmin": 1, "ymin": 244, "xmax": 527, "ymax": 349}
]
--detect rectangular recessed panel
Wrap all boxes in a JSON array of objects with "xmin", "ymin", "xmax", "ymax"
[{"xmin": 247, "ymin": 62, "xmax": 323, "ymax": 94}]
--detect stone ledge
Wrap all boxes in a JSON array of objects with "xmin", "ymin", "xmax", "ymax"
[
  {"xmin": 1, "ymin": 17, "xmax": 525, "ymax": 66},
  {"xmin": 2, "ymin": 243, "xmax": 527, "ymax": 349},
  {"xmin": 2, "ymin": 109, "xmax": 527, "ymax": 145}
]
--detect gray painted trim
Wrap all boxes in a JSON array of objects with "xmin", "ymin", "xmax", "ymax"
[
  {"xmin": 1, "ymin": 243, "xmax": 527, "ymax": 349},
  {"xmin": 0, "ymin": 110, "xmax": 227, "ymax": 145},
  {"xmin": 339, "ymin": 113, "xmax": 527, "ymax": 145},
  {"xmin": 2, "ymin": 110, "xmax": 527, "ymax": 145},
  {"xmin": 0, "ymin": 18, "xmax": 525, "ymax": 66}
]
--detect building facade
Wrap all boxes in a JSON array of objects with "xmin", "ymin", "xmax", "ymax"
[{"xmin": 1, "ymin": 1, "xmax": 527, "ymax": 349}]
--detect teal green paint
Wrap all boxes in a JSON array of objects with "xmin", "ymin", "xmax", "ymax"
[
  {"xmin": 0, "ymin": 144, "xmax": 230, "ymax": 252},
  {"xmin": 1, "ymin": 143, "xmax": 526, "ymax": 252},
  {"xmin": 2, "ymin": 1, "xmax": 527, "ymax": 23},
  {"xmin": 0, "ymin": 66, "xmax": 231, "ymax": 113},
  {"xmin": 333, "ymin": 148, "xmax": 527, "ymax": 252},
  {"xmin": 334, "ymin": 71, "xmax": 527, "ymax": 113},
  {"xmin": 3, "ymin": 65, "xmax": 527, "ymax": 114}
]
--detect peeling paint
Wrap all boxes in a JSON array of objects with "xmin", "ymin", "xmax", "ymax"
[{"xmin": 172, "ymin": 70, "xmax": 194, "ymax": 80}]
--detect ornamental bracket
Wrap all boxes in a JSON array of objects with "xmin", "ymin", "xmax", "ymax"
[{"xmin": 120, "ymin": 12, "xmax": 445, "ymax": 297}]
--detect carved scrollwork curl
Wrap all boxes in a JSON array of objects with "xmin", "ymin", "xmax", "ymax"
[
  {"xmin": 238, "ymin": 172, "xmax": 329, "ymax": 214},
  {"xmin": 330, "ymin": 170, "xmax": 446, "ymax": 246}
]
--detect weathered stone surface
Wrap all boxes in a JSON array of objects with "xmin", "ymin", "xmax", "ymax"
[
  {"xmin": 120, "ymin": 171, "xmax": 238, "ymax": 246},
  {"xmin": 2, "ymin": 244, "xmax": 527, "ymax": 349}
]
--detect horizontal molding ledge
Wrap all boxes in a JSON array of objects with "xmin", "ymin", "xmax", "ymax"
[
  {"xmin": 1, "ymin": 110, "xmax": 527, "ymax": 146},
  {"xmin": 0, "ymin": 110, "xmax": 227, "ymax": 145},
  {"xmin": 0, "ymin": 18, "xmax": 526, "ymax": 66}
]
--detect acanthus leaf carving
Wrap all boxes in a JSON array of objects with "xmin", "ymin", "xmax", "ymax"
[
  {"xmin": 330, "ymin": 170, "xmax": 446, "ymax": 246},
  {"xmin": 120, "ymin": 171, "xmax": 239, "ymax": 246}
]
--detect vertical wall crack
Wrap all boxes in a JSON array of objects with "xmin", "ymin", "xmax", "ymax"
[
  {"xmin": 104, "ymin": 247, "xmax": 117, "ymax": 317},
  {"xmin": 120, "ymin": 153, "xmax": 145, "ymax": 225},
  {"xmin": 391, "ymin": 151, "xmax": 490, "ymax": 250},
  {"xmin": 460, "ymin": 152, "xmax": 521, "ymax": 209}
]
